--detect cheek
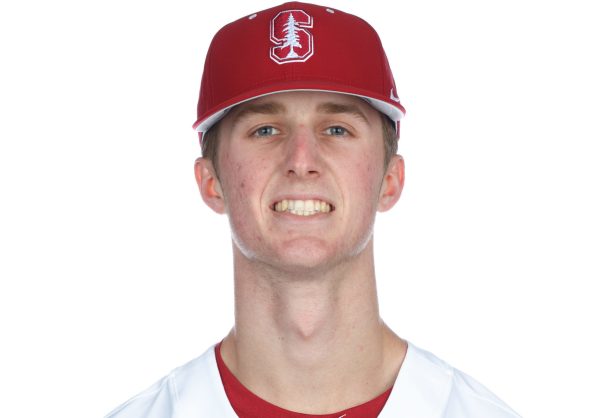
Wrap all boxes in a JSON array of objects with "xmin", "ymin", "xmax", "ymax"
[
  {"xmin": 354, "ymin": 159, "xmax": 383, "ymax": 200},
  {"xmin": 225, "ymin": 163, "xmax": 253, "ymax": 201},
  {"xmin": 220, "ymin": 156, "xmax": 269, "ymax": 211}
]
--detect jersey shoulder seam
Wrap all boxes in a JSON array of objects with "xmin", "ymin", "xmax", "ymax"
[
  {"xmin": 450, "ymin": 369, "xmax": 521, "ymax": 417},
  {"xmin": 104, "ymin": 377, "xmax": 168, "ymax": 418}
]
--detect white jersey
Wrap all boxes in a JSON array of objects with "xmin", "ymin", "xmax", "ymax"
[{"xmin": 105, "ymin": 341, "xmax": 520, "ymax": 418}]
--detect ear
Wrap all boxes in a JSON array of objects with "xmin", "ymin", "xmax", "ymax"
[
  {"xmin": 194, "ymin": 157, "xmax": 226, "ymax": 214},
  {"xmin": 378, "ymin": 155, "xmax": 405, "ymax": 212}
]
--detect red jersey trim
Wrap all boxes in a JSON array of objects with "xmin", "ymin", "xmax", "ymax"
[{"xmin": 215, "ymin": 342, "xmax": 393, "ymax": 418}]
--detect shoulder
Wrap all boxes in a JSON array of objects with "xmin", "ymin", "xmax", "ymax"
[
  {"xmin": 104, "ymin": 345, "xmax": 236, "ymax": 418},
  {"xmin": 104, "ymin": 373, "xmax": 175, "ymax": 418},
  {"xmin": 382, "ymin": 342, "xmax": 521, "ymax": 418},
  {"xmin": 444, "ymin": 362, "xmax": 521, "ymax": 418}
]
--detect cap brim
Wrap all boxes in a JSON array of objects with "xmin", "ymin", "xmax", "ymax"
[{"xmin": 193, "ymin": 87, "xmax": 405, "ymax": 134}]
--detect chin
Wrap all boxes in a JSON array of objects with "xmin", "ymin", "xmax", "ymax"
[
  {"xmin": 268, "ymin": 239, "xmax": 370, "ymax": 276},
  {"xmin": 273, "ymin": 240, "xmax": 334, "ymax": 268}
]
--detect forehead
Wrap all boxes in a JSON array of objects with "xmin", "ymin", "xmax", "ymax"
[{"xmin": 224, "ymin": 91, "xmax": 381, "ymax": 123}]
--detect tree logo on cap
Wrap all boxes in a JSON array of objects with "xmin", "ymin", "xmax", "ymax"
[{"xmin": 270, "ymin": 10, "xmax": 313, "ymax": 64}]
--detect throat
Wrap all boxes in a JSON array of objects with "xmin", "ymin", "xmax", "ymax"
[
  {"xmin": 279, "ymin": 297, "xmax": 332, "ymax": 342},
  {"xmin": 267, "ymin": 280, "xmax": 376, "ymax": 369}
]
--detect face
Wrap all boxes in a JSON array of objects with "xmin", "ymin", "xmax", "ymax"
[{"xmin": 196, "ymin": 91, "xmax": 404, "ymax": 274}]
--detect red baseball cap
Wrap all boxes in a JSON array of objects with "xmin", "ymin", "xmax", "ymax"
[{"xmin": 193, "ymin": 2, "xmax": 405, "ymax": 141}]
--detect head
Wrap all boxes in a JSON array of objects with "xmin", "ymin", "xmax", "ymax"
[{"xmin": 192, "ymin": 3, "xmax": 405, "ymax": 272}]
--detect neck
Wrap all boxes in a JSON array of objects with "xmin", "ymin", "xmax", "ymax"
[{"xmin": 220, "ymin": 240, "xmax": 407, "ymax": 414}]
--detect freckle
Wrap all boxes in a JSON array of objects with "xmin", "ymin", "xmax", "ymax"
[{"xmin": 240, "ymin": 181, "xmax": 245, "ymax": 189}]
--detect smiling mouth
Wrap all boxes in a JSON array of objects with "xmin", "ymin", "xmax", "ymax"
[{"xmin": 272, "ymin": 199, "xmax": 334, "ymax": 216}]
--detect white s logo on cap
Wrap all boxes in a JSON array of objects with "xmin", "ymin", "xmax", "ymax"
[{"xmin": 270, "ymin": 10, "xmax": 314, "ymax": 64}]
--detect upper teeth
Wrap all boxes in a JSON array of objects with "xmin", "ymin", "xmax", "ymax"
[{"xmin": 274, "ymin": 199, "xmax": 332, "ymax": 216}]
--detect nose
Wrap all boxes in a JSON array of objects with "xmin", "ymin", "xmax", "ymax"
[{"xmin": 284, "ymin": 126, "xmax": 321, "ymax": 179}]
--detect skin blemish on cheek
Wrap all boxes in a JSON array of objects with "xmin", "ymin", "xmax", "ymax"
[{"xmin": 240, "ymin": 181, "xmax": 246, "ymax": 189}]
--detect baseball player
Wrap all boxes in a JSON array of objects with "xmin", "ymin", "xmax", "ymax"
[{"xmin": 106, "ymin": 2, "xmax": 520, "ymax": 417}]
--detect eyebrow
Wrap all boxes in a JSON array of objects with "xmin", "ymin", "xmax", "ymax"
[
  {"xmin": 316, "ymin": 102, "xmax": 370, "ymax": 124},
  {"xmin": 230, "ymin": 102, "xmax": 286, "ymax": 128},
  {"xmin": 229, "ymin": 100, "xmax": 370, "ymax": 127}
]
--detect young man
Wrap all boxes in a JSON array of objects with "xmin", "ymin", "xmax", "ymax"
[{"xmin": 106, "ymin": 2, "xmax": 520, "ymax": 417}]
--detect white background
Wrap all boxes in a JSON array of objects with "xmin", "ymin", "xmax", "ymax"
[{"xmin": 1, "ymin": 0, "xmax": 598, "ymax": 417}]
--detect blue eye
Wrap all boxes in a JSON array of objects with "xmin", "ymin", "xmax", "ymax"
[
  {"xmin": 253, "ymin": 126, "xmax": 280, "ymax": 137},
  {"xmin": 326, "ymin": 126, "xmax": 348, "ymax": 136}
]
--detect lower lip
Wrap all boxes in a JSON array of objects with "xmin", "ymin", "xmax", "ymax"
[{"xmin": 271, "ymin": 210, "xmax": 332, "ymax": 219}]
